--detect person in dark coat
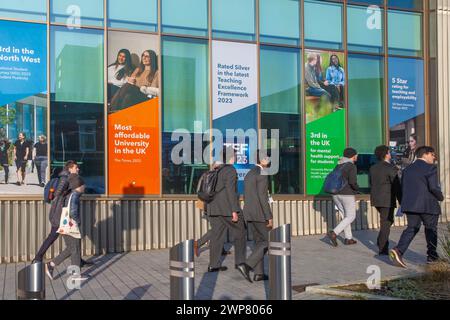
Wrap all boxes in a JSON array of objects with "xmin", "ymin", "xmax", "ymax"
[
  {"xmin": 390, "ymin": 146, "xmax": 444, "ymax": 268},
  {"xmin": 369, "ymin": 145, "xmax": 402, "ymax": 255},
  {"xmin": 237, "ymin": 152, "xmax": 273, "ymax": 283},
  {"xmin": 32, "ymin": 160, "xmax": 79, "ymax": 262},
  {"xmin": 206, "ymin": 146, "xmax": 246, "ymax": 273}
]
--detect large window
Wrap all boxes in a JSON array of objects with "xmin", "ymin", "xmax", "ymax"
[
  {"xmin": 212, "ymin": 0, "xmax": 255, "ymax": 41},
  {"xmin": 304, "ymin": 0, "xmax": 343, "ymax": 50},
  {"xmin": 162, "ymin": 37, "xmax": 209, "ymax": 194},
  {"xmin": 261, "ymin": 46, "xmax": 302, "ymax": 194},
  {"xmin": 51, "ymin": 0, "xmax": 103, "ymax": 27},
  {"xmin": 107, "ymin": 0, "xmax": 157, "ymax": 31},
  {"xmin": 388, "ymin": 0, "xmax": 423, "ymax": 10},
  {"xmin": 348, "ymin": 54, "xmax": 384, "ymax": 192},
  {"xmin": 388, "ymin": 10, "xmax": 422, "ymax": 57},
  {"xmin": 347, "ymin": 5, "xmax": 383, "ymax": 53},
  {"xmin": 259, "ymin": 0, "xmax": 300, "ymax": 45},
  {"xmin": 162, "ymin": 0, "xmax": 208, "ymax": 36},
  {"xmin": 50, "ymin": 26, "xmax": 105, "ymax": 194},
  {"xmin": 0, "ymin": 0, "xmax": 46, "ymax": 21}
]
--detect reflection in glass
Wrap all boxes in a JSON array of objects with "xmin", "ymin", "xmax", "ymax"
[
  {"xmin": 0, "ymin": 0, "xmax": 46, "ymax": 21},
  {"xmin": 347, "ymin": 5, "xmax": 383, "ymax": 54},
  {"xmin": 259, "ymin": 0, "xmax": 300, "ymax": 45},
  {"xmin": 162, "ymin": 37, "xmax": 209, "ymax": 194},
  {"xmin": 50, "ymin": 27, "xmax": 105, "ymax": 194},
  {"xmin": 261, "ymin": 46, "xmax": 302, "ymax": 194},
  {"xmin": 388, "ymin": 10, "xmax": 422, "ymax": 57},
  {"xmin": 108, "ymin": 0, "xmax": 157, "ymax": 31},
  {"xmin": 212, "ymin": 0, "xmax": 255, "ymax": 41},
  {"xmin": 162, "ymin": 0, "xmax": 208, "ymax": 36}
]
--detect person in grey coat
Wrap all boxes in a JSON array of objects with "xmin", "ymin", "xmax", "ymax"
[
  {"xmin": 327, "ymin": 147, "xmax": 359, "ymax": 246},
  {"xmin": 206, "ymin": 146, "xmax": 247, "ymax": 272},
  {"xmin": 369, "ymin": 145, "xmax": 402, "ymax": 255},
  {"xmin": 237, "ymin": 153, "xmax": 273, "ymax": 283}
]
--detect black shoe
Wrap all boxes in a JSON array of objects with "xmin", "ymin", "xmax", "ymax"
[
  {"xmin": 427, "ymin": 256, "xmax": 439, "ymax": 264},
  {"xmin": 45, "ymin": 262, "xmax": 54, "ymax": 280},
  {"xmin": 253, "ymin": 274, "xmax": 269, "ymax": 282},
  {"xmin": 40, "ymin": 183, "xmax": 45, "ymax": 187},
  {"xmin": 236, "ymin": 263, "xmax": 253, "ymax": 283},
  {"xmin": 80, "ymin": 259, "xmax": 94, "ymax": 268},
  {"xmin": 221, "ymin": 249, "xmax": 231, "ymax": 256},
  {"xmin": 207, "ymin": 266, "xmax": 228, "ymax": 272},
  {"xmin": 378, "ymin": 250, "xmax": 389, "ymax": 256},
  {"xmin": 327, "ymin": 231, "xmax": 338, "ymax": 247}
]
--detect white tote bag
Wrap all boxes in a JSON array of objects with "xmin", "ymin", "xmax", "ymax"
[{"xmin": 57, "ymin": 193, "xmax": 81, "ymax": 239}]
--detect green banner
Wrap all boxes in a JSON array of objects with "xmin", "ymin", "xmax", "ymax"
[{"xmin": 306, "ymin": 109, "xmax": 346, "ymax": 195}]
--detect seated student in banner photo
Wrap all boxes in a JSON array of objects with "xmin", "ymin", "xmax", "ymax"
[
  {"xmin": 109, "ymin": 49, "xmax": 159, "ymax": 113},
  {"xmin": 325, "ymin": 54, "xmax": 345, "ymax": 110},
  {"xmin": 107, "ymin": 49, "xmax": 134, "ymax": 102},
  {"xmin": 304, "ymin": 53, "xmax": 331, "ymax": 100}
]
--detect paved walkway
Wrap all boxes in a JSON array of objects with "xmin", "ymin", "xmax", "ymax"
[{"xmin": 1, "ymin": 226, "xmax": 444, "ymax": 300}]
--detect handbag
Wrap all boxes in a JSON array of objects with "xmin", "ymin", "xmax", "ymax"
[{"xmin": 57, "ymin": 193, "xmax": 81, "ymax": 239}]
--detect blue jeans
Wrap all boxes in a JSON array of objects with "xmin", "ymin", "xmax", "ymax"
[
  {"xmin": 396, "ymin": 213, "xmax": 439, "ymax": 259},
  {"xmin": 306, "ymin": 87, "xmax": 331, "ymax": 98}
]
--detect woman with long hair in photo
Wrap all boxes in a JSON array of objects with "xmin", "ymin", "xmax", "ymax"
[
  {"xmin": 107, "ymin": 49, "xmax": 133, "ymax": 101},
  {"xmin": 110, "ymin": 49, "xmax": 159, "ymax": 112},
  {"xmin": 325, "ymin": 54, "xmax": 345, "ymax": 109}
]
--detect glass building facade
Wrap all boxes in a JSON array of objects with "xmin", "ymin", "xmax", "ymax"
[{"xmin": 0, "ymin": 0, "xmax": 429, "ymax": 197}]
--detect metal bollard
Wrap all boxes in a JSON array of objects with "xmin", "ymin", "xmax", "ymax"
[
  {"xmin": 17, "ymin": 262, "xmax": 46, "ymax": 300},
  {"xmin": 169, "ymin": 239, "xmax": 195, "ymax": 300},
  {"xmin": 268, "ymin": 224, "xmax": 292, "ymax": 300}
]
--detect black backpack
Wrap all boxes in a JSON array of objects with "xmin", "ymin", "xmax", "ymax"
[{"xmin": 197, "ymin": 165, "xmax": 225, "ymax": 203}]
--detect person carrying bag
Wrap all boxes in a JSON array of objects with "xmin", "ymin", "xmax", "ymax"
[{"xmin": 45, "ymin": 174, "xmax": 88, "ymax": 281}]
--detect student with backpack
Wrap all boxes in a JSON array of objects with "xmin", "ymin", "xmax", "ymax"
[
  {"xmin": 326, "ymin": 148, "xmax": 359, "ymax": 247},
  {"xmin": 32, "ymin": 160, "xmax": 79, "ymax": 263},
  {"xmin": 45, "ymin": 174, "xmax": 88, "ymax": 281},
  {"xmin": 194, "ymin": 161, "xmax": 231, "ymax": 257},
  {"xmin": 205, "ymin": 146, "xmax": 247, "ymax": 272}
]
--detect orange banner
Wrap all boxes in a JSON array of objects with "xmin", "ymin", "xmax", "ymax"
[{"xmin": 108, "ymin": 98, "xmax": 160, "ymax": 195}]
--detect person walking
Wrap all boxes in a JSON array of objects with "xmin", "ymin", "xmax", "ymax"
[
  {"xmin": 13, "ymin": 132, "xmax": 29, "ymax": 186},
  {"xmin": 327, "ymin": 147, "xmax": 359, "ymax": 246},
  {"xmin": 45, "ymin": 174, "xmax": 88, "ymax": 281},
  {"xmin": 206, "ymin": 146, "xmax": 247, "ymax": 273},
  {"xmin": 33, "ymin": 135, "xmax": 48, "ymax": 187},
  {"xmin": 237, "ymin": 152, "xmax": 273, "ymax": 283},
  {"xmin": 32, "ymin": 160, "xmax": 78, "ymax": 263},
  {"xmin": 369, "ymin": 145, "xmax": 402, "ymax": 255},
  {"xmin": 0, "ymin": 139, "xmax": 10, "ymax": 184},
  {"xmin": 390, "ymin": 146, "xmax": 444, "ymax": 268}
]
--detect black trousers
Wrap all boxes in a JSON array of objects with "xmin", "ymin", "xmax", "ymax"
[
  {"xmin": 34, "ymin": 226, "xmax": 59, "ymax": 261},
  {"xmin": 397, "ymin": 213, "xmax": 439, "ymax": 259},
  {"xmin": 376, "ymin": 207, "xmax": 395, "ymax": 253},
  {"xmin": 2, "ymin": 164, "xmax": 9, "ymax": 183},
  {"xmin": 246, "ymin": 222, "xmax": 269, "ymax": 275}
]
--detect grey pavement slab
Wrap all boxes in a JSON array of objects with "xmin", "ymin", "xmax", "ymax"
[{"xmin": 1, "ymin": 225, "xmax": 447, "ymax": 300}]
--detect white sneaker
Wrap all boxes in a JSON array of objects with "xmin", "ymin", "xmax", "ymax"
[{"xmin": 70, "ymin": 273, "xmax": 89, "ymax": 281}]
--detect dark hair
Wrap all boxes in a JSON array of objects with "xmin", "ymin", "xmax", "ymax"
[
  {"xmin": 343, "ymin": 147, "xmax": 357, "ymax": 158},
  {"xmin": 64, "ymin": 160, "xmax": 78, "ymax": 171},
  {"xmin": 136, "ymin": 49, "xmax": 158, "ymax": 84},
  {"xmin": 374, "ymin": 145, "xmax": 390, "ymax": 161},
  {"xmin": 329, "ymin": 54, "xmax": 342, "ymax": 69},
  {"xmin": 18, "ymin": 132, "xmax": 26, "ymax": 139},
  {"xmin": 409, "ymin": 134, "xmax": 417, "ymax": 142},
  {"xmin": 415, "ymin": 146, "xmax": 435, "ymax": 159},
  {"xmin": 109, "ymin": 49, "xmax": 133, "ymax": 81}
]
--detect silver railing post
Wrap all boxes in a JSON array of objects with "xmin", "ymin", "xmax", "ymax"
[
  {"xmin": 170, "ymin": 239, "xmax": 195, "ymax": 300},
  {"xmin": 17, "ymin": 262, "xmax": 46, "ymax": 300},
  {"xmin": 268, "ymin": 224, "xmax": 292, "ymax": 300}
]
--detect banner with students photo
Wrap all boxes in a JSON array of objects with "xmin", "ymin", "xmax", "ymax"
[
  {"xmin": 107, "ymin": 31, "xmax": 160, "ymax": 195},
  {"xmin": 0, "ymin": 20, "xmax": 47, "ymax": 194},
  {"xmin": 212, "ymin": 40, "xmax": 258, "ymax": 194},
  {"xmin": 304, "ymin": 50, "xmax": 346, "ymax": 195}
]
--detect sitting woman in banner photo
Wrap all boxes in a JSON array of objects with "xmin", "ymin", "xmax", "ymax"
[
  {"xmin": 325, "ymin": 54, "xmax": 345, "ymax": 110},
  {"xmin": 107, "ymin": 49, "xmax": 134, "ymax": 101},
  {"xmin": 110, "ymin": 49, "xmax": 160, "ymax": 113}
]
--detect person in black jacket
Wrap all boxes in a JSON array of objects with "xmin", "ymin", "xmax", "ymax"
[
  {"xmin": 390, "ymin": 146, "xmax": 444, "ymax": 268},
  {"xmin": 206, "ymin": 146, "xmax": 247, "ymax": 273},
  {"xmin": 237, "ymin": 152, "xmax": 273, "ymax": 283},
  {"xmin": 327, "ymin": 148, "xmax": 359, "ymax": 246},
  {"xmin": 32, "ymin": 160, "xmax": 79, "ymax": 263},
  {"xmin": 369, "ymin": 145, "xmax": 402, "ymax": 255}
]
